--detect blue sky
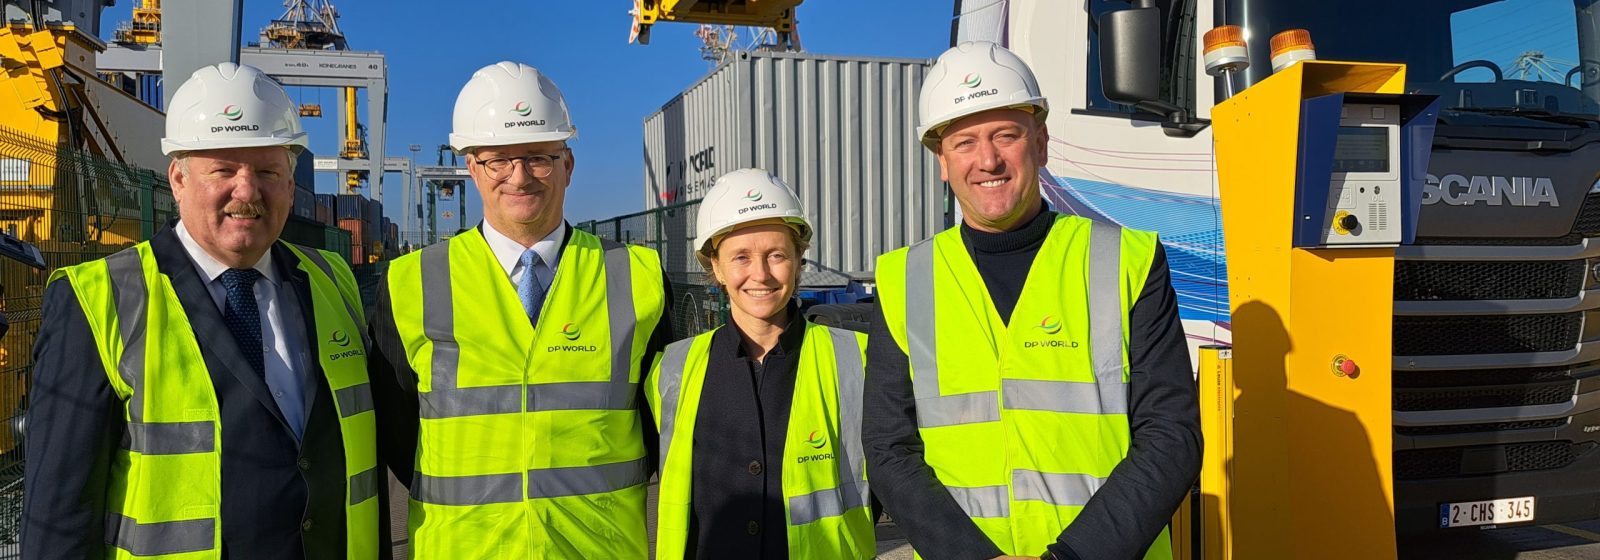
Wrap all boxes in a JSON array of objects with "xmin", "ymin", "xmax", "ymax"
[{"xmin": 103, "ymin": 1, "xmax": 953, "ymax": 230}]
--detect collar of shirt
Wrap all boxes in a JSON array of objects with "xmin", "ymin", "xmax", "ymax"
[
  {"xmin": 481, "ymin": 219, "xmax": 567, "ymax": 280},
  {"xmin": 725, "ymin": 299, "xmax": 807, "ymax": 363},
  {"xmin": 175, "ymin": 220, "xmax": 280, "ymax": 288}
]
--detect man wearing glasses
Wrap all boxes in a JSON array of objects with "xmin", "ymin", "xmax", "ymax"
[{"xmin": 367, "ymin": 61, "xmax": 673, "ymax": 558}]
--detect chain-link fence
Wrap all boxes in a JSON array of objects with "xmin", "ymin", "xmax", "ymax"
[
  {"xmin": 575, "ymin": 200, "xmax": 732, "ymax": 340},
  {"xmin": 0, "ymin": 124, "xmax": 184, "ymax": 550}
]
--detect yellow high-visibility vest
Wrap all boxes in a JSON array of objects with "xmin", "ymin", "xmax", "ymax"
[
  {"xmin": 53, "ymin": 242, "xmax": 379, "ymax": 559},
  {"xmin": 385, "ymin": 228, "xmax": 665, "ymax": 559},
  {"xmin": 876, "ymin": 215, "xmax": 1172, "ymax": 559},
  {"xmin": 648, "ymin": 322, "xmax": 875, "ymax": 559}
]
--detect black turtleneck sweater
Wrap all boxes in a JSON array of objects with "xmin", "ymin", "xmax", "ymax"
[{"xmin": 863, "ymin": 209, "xmax": 1202, "ymax": 560}]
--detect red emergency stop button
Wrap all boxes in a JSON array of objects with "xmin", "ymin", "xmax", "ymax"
[{"xmin": 1332, "ymin": 355, "xmax": 1360, "ymax": 379}]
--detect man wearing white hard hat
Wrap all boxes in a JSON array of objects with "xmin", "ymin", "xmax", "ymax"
[
  {"xmin": 366, "ymin": 61, "xmax": 671, "ymax": 558},
  {"xmin": 646, "ymin": 168, "xmax": 875, "ymax": 559},
  {"xmin": 864, "ymin": 42, "xmax": 1201, "ymax": 560},
  {"xmin": 24, "ymin": 63, "xmax": 382, "ymax": 558}
]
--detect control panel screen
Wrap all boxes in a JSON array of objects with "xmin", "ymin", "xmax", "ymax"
[{"xmin": 1332, "ymin": 126, "xmax": 1389, "ymax": 173}]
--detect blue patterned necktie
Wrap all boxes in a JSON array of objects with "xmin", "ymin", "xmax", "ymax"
[
  {"xmin": 219, "ymin": 268, "xmax": 264, "ymax": 376},
  {"xmin": 517, "ymin": 249, "xmax": 548, "ymax": 325}
]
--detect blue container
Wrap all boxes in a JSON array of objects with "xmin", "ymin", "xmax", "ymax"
[
  {"xmin": 337, "ymin": 194, "xmax": 367, "ymax": 220},
  {"xmin": 139, "ymin": 73, "xmax": 163, "ymax": 110}
]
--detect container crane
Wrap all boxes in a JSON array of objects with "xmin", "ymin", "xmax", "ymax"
[
  {"xmin": 111, "ymin": 0, "xmax": 162, "ymax": 46},
  {"xmin": 260, "ymin": 0, "xmax": 368, "ymax": 194},
  {"xmin": 629, "ymin": 0, "xmax": 803, "ymax": 50}
]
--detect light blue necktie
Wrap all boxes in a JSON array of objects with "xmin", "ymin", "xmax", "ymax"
[{"xmin": 517, "ymin": 249, "xmax": 547, "ymax": 325}]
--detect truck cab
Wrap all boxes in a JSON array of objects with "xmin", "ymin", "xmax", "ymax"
[{"xmin": 953, "ymin": 0, "xmax": 1600, "ymax": 536}]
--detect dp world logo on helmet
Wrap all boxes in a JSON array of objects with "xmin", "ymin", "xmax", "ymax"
[
  {"xmin": 952, "ymin": 71, "xmax": 1000, "ymax": 105},
  {"xmin": 1024, "ymin": 315, "xmax": 1080, "ymax": 349},
  {"xmin": 211, "ymin": 104, "xmax": 260, "ymax": 133},
  {"xmin": 737, "ymin": 187, "xmax": 779, "ymax": 216},
  {"xmin": 505, "ymin": 101, "xmax": 545, "ymax": 128},
  {"xmin": 549, "ymin": 322, "xmax": 598, "ymax": 352}
]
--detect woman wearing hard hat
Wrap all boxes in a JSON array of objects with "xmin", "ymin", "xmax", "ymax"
[{"xmin": 646, "ymin": 168, "xmax": 875, "ymax": 559}]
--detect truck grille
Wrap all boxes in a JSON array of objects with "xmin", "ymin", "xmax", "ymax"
[
  {"xmin": 1394, "ymin": 260, "xmax": 1585, "ymax": 301},
  {"xmin": 1571, "ymin": 192, "xmax": 1600, "ymax": 235},
  {"xmin": 1393, "ymin": 313, "xmax": 1580, "ymax": 356},
  {"xmin": 1394, "ymin": 381, "xmax": 1575, "ymax": 411},
  {"xmin": 1414, "ymin": 235, "xmax": 1581, "ymax": 246},
  {"xmin": 1395, "ymin": 419, "xmax": 1567, "ymax": 436},
  {"xmin": 1393, "ymin": 366, "xmax": 1577, "ymax": 388},
  {"xmin": 1394, "ymin": 442, "xmax": 1578, "ymax": 480}
]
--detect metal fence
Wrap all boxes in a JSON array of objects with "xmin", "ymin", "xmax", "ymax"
[
  {"xmin": 0, "ymin": 124, "xmax": 184, "ymax": 550},
  {"xmin": 575, "ymin": 199, "xmax": 732, "ymax": 340}
]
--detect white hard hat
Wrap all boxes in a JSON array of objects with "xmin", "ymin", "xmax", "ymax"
[
  {"xmin": 917, "ymin": 41, "xmax": 1049, "ymax": 150},
  {"xmin": 694, "ymin": 168, "xmax": 812, "ymax": 268},
  {"xmin": 161, "ymin": 62, "xmax": 308, "ymax": 156},
  {"xmin": 449, "ymin": 61, "xmax": 577, "ymax": 153}
]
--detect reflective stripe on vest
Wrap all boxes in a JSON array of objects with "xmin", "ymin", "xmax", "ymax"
[
  {"xmin": 654, "ymin": 325, "xmax": 871, "ymax": 530},
  {"xmin": 941, "ymin": 472, "xmax": 1109, "ymax": 519},
  {"xmin": 104, "ymin": 513, "xmax": 214, "ymax": 556},
  {"xmin": 903, "ymin": 220, "xmax": 1127, "ymax": 515}
]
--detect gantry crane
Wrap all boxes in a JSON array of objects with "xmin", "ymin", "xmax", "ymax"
[
  {"xmin": 629, "ymin": 0, "xmax": 804, "ymax": 50},
  {"xmin": 112, "ymin": 0, "xmax": 162, "ymax": 45},
  {"xmin": 261, "ymin": 0, "xmax": 368, "ymax": 194}
]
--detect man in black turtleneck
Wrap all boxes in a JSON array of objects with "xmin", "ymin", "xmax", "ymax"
[{"xmin": 863, "ymin": 42, "xmax": 1201, "ymax": 560}]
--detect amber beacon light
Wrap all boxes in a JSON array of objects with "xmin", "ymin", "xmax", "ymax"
[{"xmin": 1270, "ymin": 29, "xmax": 1317, "ymax": 73}]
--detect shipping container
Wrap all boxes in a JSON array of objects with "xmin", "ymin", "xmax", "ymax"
[
  {"xmin": 138, "ymin": 73, "xmax": 163, "ymax": 110},
  {"xmin": 315, "ymin": 194, "xmax": 335, "ymax": 226},
  {"xmin": 338, "ymin": 218, "xmax": 366, "ymax": 246},
  {"xmin": 337, "ymin": 194, "xmax": 367, "ymax": 220},
  {"xmin": 644, "ymin": 50, "xmax": 946, "ymax": 278},
  {"xmin": 364, "ymin": 199, "xmax": 383, "ymax": 252},
  {"xmin": 294, "ymin": 149, "xmax": 316, "ymax": 192},
  {"xmin": 292, "ymin": 188, "xmax": 316, "ymax": 221}
]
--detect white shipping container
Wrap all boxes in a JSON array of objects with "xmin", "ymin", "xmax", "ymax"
[{"xmin": 644, "ymin": 51, "xmax": 949, "ymax": 279}]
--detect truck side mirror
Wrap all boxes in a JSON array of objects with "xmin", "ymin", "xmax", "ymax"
[{"xmin": 1098, "ymin": 7, "xmax": 1163, "ymax": 106}]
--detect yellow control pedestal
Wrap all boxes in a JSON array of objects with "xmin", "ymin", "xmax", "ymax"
[{"xmin": 1205, "ymin": 60, "xmax": 1423, "ymax": 560}]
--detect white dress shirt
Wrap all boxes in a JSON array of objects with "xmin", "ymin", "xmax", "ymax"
[
  {"xmin": 481, "ymin": 220, "xmax": 566, "ymax": 290},
  {"xmin": 176, "ymin": 221, "xmax": 310, "ymax": 440}
]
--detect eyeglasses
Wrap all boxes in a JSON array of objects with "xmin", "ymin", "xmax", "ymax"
[{"xmin": 472, "ymin": 153, "xmax": 564, "ymax": 180}]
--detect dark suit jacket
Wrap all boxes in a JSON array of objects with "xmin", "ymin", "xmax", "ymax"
[{"xmin": 21, "ymin": 227, "xmax": 380, "ymax": 559}]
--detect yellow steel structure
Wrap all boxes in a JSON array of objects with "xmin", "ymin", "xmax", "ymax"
[
  {"xmin": 339, "ymin": 87, "xmax": 365, "ymax": 192},
  {"xmin": 113, "ymin": 0, "xmax": 162, "ymax": 45},
  {"xmin": 631, "ymin": 0, "xmax": 801, "ymax": 46},
  {"xmin": 634, "ymin": 0, "xmax": 800, "ymax": 30},
  {"xmin": 0, "ymin": 21, "xmax": 164, "ymax": 247},
  {"xmin": 1209, "ymin": 60, "xmax": 1409, "ymax": 560},
  {"xmin": 1195, "ymin": 345, "xmax": 1234, "ymax": 560}
]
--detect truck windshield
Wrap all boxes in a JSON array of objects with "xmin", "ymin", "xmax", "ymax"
[{"xmin": 1225, "ymin": 0, "xmax": 1599, "ymax": 118}]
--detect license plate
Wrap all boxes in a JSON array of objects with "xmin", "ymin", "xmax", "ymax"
[{"xmin": 1439, "ymin": 497, "xmax": 1536, "ymax": 528}]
